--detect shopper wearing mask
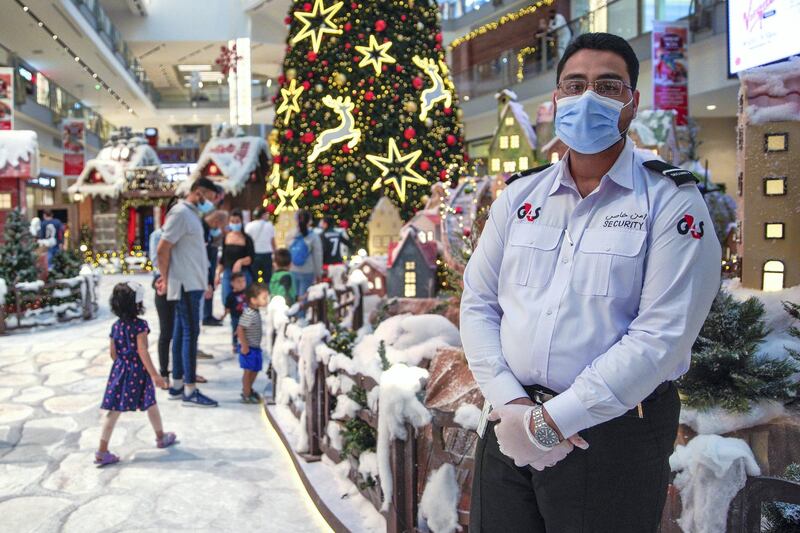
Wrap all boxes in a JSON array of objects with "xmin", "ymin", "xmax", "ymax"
[
  {"xmin": 156, "ymin": 177, "xmax": 221, "ymax": 407},
  {"xmin": 461, "ymin": 33, "xmax": 721, "ymax": 532},
  {"xmin": 216, "ymin": 209, "xmax": 255, "ymax": 306},
  {"xmin": 245, "ymin": 207, "xmax": 276, "ymax": 284},
  {"xmin": 202, "ymin": 209, "xmax": 228, "ymax": 327}
]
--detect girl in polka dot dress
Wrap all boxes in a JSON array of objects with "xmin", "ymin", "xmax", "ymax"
[{"xmin": 95, "ymin": 282, "xmax": 177, "ymax": 467}]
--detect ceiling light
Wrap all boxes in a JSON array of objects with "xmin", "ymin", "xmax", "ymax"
[
  {"xmin": 178, "ymin": 64, "xmax": 212, "ymax": 72},
  {"xmin": 74, "ymin": 56, "xmax": 80, "ymax": 61},
  {"xmin": 464, "ymin": 95, "xmax": 470, "ymax": 101},
  {"xmin": 266, "ymin": 79, "xmax": 272, "ymax": 87},
  {"xmin": 52, "ymin": 34, "xmax": 57, "ymax": 40},
  {"xmin": 706, "ymin": 104, "xmax": 717, "ymax": 111},
  {"xmin": 22, "ymin": 6, "xmax": 29, "ymax": 11}
]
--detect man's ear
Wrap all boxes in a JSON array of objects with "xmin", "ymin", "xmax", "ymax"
[
  {"xmin": 552, "ymin": 90, "xmax": 558, "ymax": 112},
  {"xmin": 632, "ymin": 89, "xmax": 640, "ymax": 118}
]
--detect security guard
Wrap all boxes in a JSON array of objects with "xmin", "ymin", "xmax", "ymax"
[{"xmin": 461, "ymin": 33, "xmax": 721, "ymax": 532}]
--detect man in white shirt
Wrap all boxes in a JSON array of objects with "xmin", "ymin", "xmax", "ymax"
[
  {"xmin": 461, "ymin": 33, "xmax": 720, "ymax": 532},
  {"xmin": 548, "ymin": 9, "xmax": 572, "ymax": 60},
  {"xmin": 245, "ymin": 207, "xmax": 276, "ymax": 284}
]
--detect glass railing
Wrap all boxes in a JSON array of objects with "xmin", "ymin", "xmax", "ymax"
[
  {"xmin": 439, "ymin": 0, "xmax": 500, "ymax": 20},
  {"xmin": 156, "ymin": 83, "xmax": 276, "ymax": 109},
  {"xmin": 452, "ymin": 0, "xmax": 726, "ymax": 100},
  {"xmin": 69, "ymin": 0, "xmax": 160, "ymax": 103}
]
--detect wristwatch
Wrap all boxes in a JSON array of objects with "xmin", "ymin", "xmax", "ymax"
[{"xmin": 525, "ymin": 405, "xmax": 561, "ymax": 451}]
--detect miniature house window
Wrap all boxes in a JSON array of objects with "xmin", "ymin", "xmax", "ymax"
[
  {"xmin": 368, "ymin": 281, "xmax": 374, "ymax": 289},
  {"xmin": 404, "ymin": 261, "xmax": 416, "ymax": 298},
  {"xmin": 491, "ymin": 158, "xmax": 500, "ymax": 172},
  {"xmin": 499, "ymin": 136, "xmax": 509, "ymax": 150},
  {"xmin": 764, "ymin": 177, "xmax": 786, "ymax": 196},
  {"xmin": 375, "ymin": 277, "xmax": 383, "ymax": 290},
  {"xmin": 765, "ymin": 133, "xmax": 788, "ymax": 152},
  {"xmin": 0, "ymin": 192, "xmax": 11, "ymax": 209},
  {"xmin": 762, "ymin": 260, "xmax": 785, "ymax": 292},
  {"xmin": 503, "ymin": 161, "xmax": 517, "ymax": 173},
  {"xmin": 765, "ymin": 223, "xmax": 784, "ymax": 239},
  {"xmin": 510, "ymin": 135, "xmax": 520, "ymax": 149},
  {"xmin": 505, "ymin": 116, "xmax": 515, "ymax": 126},
  {"xmin": 363, "ymin": 265, "xmax": 371, "ymax": 274},
  {"xmin": 419, "ymin": 232, "xmax": 427, "ymax": 243},
  {"xmin": 427, "ymin": 231, "xmax": 434, "ymax": 242},
  {"xmin": 519, "ymin": 156, "xmax": 529, "ymax": 170}
]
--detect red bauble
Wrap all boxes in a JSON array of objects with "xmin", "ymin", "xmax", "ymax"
[
  {"xmin": 402, "ymin": 142, "xmax": 409, "ymax": 149},
  {"xmin": 446, "ymin": 134, "xmax": 457, "ymax": 146},
  {"xmin": 321, "ymin": 60, "xmax": 328, "ymax": 67},
  {"xmin": 341, "ymin": 145, "xmax": 351, "ymax": 154},
  {"xmin": 455, "ymin": 206, "xmax": 464, "ymax": 215},
  {"xmin": 364, "ymin": 91, "xmax": 375, "ymax": 101},
  {"xmin": 302, "ymin": 81, "xmax": 311, "ymax": 90},
  {"xmin": 322, "ymin": 204, "xmax": 329, "ymax": 211},
  {"xmin": 419, "ymin": 161, "xmax": 430, "ymax": 171},
  {"xmin": 395, "ymin": 64, "xmax": 403, "ymax": 73},
  {"xmin": 284, "ymin": 16, "xmax": 292, "ymax": 24},
  {"xmin": 463, "ymin": 228, "xmax": 471, "ymax": 237},
  {"xmin": 278, "ymin": 74, "xmax": 286, "ymax": 84},
  {"xmin": 296, "ymin": 161, "xmax": 303, "ymax": 167},
  {"xmin": 464, "ymin": 153, "xmax": 470, "ymax": 162},
  {"xmin": 443, "ymin": 107, "xmax": 453, "ymax": 116},
  {"xmin": 303, "ymin": 2, "xmax": 312, "ymax": 11},
  {"xmin": 310, "ymin": 121, "xmax": 318, "ymax": 127},
  {"xmin": 370, "ymin": 119, "xmax": 377, "ymax": 126},
  {"xmin": 284, "ymin": 129, "xmax": 294, "ymax": 140},
  {"xmin": 435, "ymin": 150, "xmax": 442, "ymax": 157},
  {"xmin": 435, "ymin": 33, "xmax": 443, "ymax": 43},
  {"xmin": 306, "ymin": 71, "xmax": 314, "ymax": 78},
  {"xmin": 351, "ymin": 1, "xmax": 357, "ymax": 8},
  {"xmin": 353, "ymin": 107, "xmax": 360, "ymax": 115},
  {"xmin": 271, "ymin": 95, "xmax": 278, "ymax": 103},
  {"xmin": 412, "ymin": 77, "xmax": 424, "ymax": 90},
  {"xmin": 344, "ymin": 21, "xmax": 352, "ymax": 31},
  {"xmin": 368, "ymin": 77, "xmax": 375, "ymax": 85},
  {"xmin": 439, "ymin": 169, "xmax": 448, "ymax": 181},
  {"xmin": 301, "ymin": 132, "xmax": 315, "ymax": 144},
  {"xmin": 320, "ymin": 165, "xmax": 333, "ymax": 177},
  {"xmin": 403, "ymin": 127, "xmax": 416, "ymax": 140},
  {"xmin": 358, "ymin": 33, "xmax": 365, "ymax": 39},
  {"xmin": 393, "ymin": 82, "xmax": 399, "ymax": 89},
  {"xmin": 273, "ymin": 155, "xmax": 282, "ymax": 164},
  {"xmin": 353, "ymin": 55, "xmax": 360, "ymax": 63},
  {"xmin": 266, "ymin": 204, "xmax": 276, "ymax": 214},
  {"xmin": 401, "ymin": 15, "xmax": 407, "ymax": 21},
  {"xmin": 312, "ymin": 188, "xmax": 321, "ymax": 197},
  {"xmin": 307, "ymin": 51, "xmax": 317, "ymax": 62},
  {"xmin": 375, "ymin": 20, "xmax": 387, "ymax": 32},
  {"xmin": 339, "ymin": 220, "xmax": 349, "ymax": 229},
  {"xmin": 435, "ymin": 44, "xmax": 442, "ymax": 51},
  {"xmin": 392, "ymin": 95, "xmax": 400, "ymax": 102},
  {"xmin": 344, "ymin": 42, "xmax": 352, "ymax": 50}
]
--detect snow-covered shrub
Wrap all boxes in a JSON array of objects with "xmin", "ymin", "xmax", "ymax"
[{"xmin": 341, "ymin": 418, "xmax": 377, "ymax": 459}]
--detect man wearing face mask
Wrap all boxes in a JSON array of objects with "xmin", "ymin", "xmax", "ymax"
[
  {"xmin": 461, "ymin": 33, "xmax": 721, "ymax": 532},
  {"xmin": 156, "ymin": 177, "xmax": 222, "ymax": 407}
]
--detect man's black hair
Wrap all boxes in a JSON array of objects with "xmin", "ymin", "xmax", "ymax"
[
  {"xmin": 231, "ymin": 271, "xmax": 246, "ymax": 282},
  {"xmin": 191, "ymin": 177, "xmax": 222, "ymax": 194},
  {"xmin": 230, "ymin": 208, "xmax": 243, "ymax": 220},
  {"xmin": 556, "ymin": 33, "xmax": 639, "ymax": 90},
  {"xmin": 43, "ymin": 209, "xmax": 53, "ymax": 218},
  {"xmin": 323, "ymin": 216, "xmax": 335, "ymax": 228}
]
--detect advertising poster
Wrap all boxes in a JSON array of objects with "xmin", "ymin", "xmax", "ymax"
[
  {"xmin": 0, "ymin": 67, "xmax": 14, "ymax": 130},
  {"xmin": 652, "ymin": 21, "xmax": 689, "ymax": 126},
  {"xmin": 63, "ymin": 119, "xmax": 85, "ymax": 177},
  {"xmin": 728, "ymin": 0, "xmax": 800, "ymax": 74}
]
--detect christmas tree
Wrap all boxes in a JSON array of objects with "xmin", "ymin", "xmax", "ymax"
[
  {"xmin": 51, "ymin": 249, "xmax": 83, "ymax": 280},
  {"xmin": 269, "ymin": 0, "xmax": 466, "ymax": 240},
  {"xmin": 0, "ymin": 209, "xmax": 40, "ymax": 289},
  {"xmin": 679, "ymin": 290, "xmax": 800, "ymax": 412}
]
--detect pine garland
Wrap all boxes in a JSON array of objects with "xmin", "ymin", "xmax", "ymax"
[
  {"xmin": 679, "ymin": 290, "xmax": 800, "ymax": 412},
  {"xmin": 763, "ymin": 463, "xmax": 800, "ymax": 532},
  {"xmin": 341, "ymin": 417, "xmax": 377, "ymax": 459},
  {"xmin": 347, "ymin": 385, "xmax": 368, "ymax": 409}
]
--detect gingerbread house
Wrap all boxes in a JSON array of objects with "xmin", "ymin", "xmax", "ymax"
[
  {"xmin": 386, "ymin": 226, "xmax": 439, "ymax": 299},
  {"xmin": 367, "ymin": 196, "xmax": 403, "ymax": 257},
  {"xmin": 488, "ymin": 89, "xmax": 538, "ymax": 176}
]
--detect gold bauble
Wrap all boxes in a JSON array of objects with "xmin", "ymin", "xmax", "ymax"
[
  {"xmin": 404, "ymin": 100, "xmax": 418, "ymax": 113},
  {"xmin": 425, "ymin": 118, "xmax": 433, "ymax": 128},
  {"xmin": 315, "ymin": 84, "xmax": 323, "ymax": 93},
  {"xmin": 346, "ymin": 172, "xmax": 356, "ymax": 183},
  {"xmin": 286, "ymin": 68, "xmax": 297, "ymax": 80},
  {"xmin": 416, "ymin": 22, "xmax": 424, "ymax": 31},
  {"xmin": 335, "ymin": 73, "xmax": 347, "ymax": 86}
]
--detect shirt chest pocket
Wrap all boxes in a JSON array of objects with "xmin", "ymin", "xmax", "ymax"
[
  {"xmin": 506, "ymin": 224, "xmax": 563, "ymax": 288},
  {"xmin": 572, "ymin": 229, "xmax": 646, "ymax": 297}
]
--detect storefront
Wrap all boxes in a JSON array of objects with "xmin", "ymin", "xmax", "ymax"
[{"xmin": 0, "ymin": 130, "xmax": 38, "ymax": 237}]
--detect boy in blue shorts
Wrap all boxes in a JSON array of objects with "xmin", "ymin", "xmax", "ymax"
[{"xmin": 236, "ymin": 283, "xmax": 269, "ymax": 404}]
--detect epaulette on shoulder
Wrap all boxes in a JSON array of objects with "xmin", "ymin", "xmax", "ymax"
[
  {"xmin": 642, "ymin": 160, "xmax": 699, "ymax": 187},
  {"xmin": 506, "ymin": 163, "xmax": 552, "ymax": 187}
]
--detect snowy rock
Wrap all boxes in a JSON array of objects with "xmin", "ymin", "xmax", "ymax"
[
  {"xmin": 306, "ymin": 282, "xmax": 331, "ymax": 302},
  {"xmin": 0, "ymin": 496, "xmax": 72, "ymax": 533},
  {"xmin": 0, "ymin": 403, "xmax": 34, "ymax": 424},
  {"xmin": 454, "ymin": 404, "xmax": 481, "ymax": 431},
  {"xmin": 13, "ymin": 385, "xmax": 55, "ymax": 403},
  {"xmin": 670, "ymin": 434, "xmax": 760, "ymax": 533},
  {"xmin": 419, "ymin": 464, "xmax": 461, "ymax": 533},
  {"xmin": 63, "ymin": 377, "xmax": 107, "ymax": 395},
  {"xmin": 0, "ymin": 278, "xmax": 6, "ymax": 302},
  {"xmin": 680, "ymin": 401, "xmax": 787, "ymax": 435},
  {"xmin": 377, "ymin": 363, "xmax": 431, "ymax": 510},
  {"xmin": 84, "ymin": 365, "xmax": 111, "ymax": 378},
  {"xmin": 63, "ymin": 494, "xmax": 139, "ymax": 533},
  {"xmin": 43, "ymin": 394, "xmax": 97, "ymax": 415},
  {"xmin": 0, "ymin": 354, "xmax": 30, "ymax": 367},
  {"xmin": 0, "ymin": 463, "xmax": 47, "ymax": 495}
]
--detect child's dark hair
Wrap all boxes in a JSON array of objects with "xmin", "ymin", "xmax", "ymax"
[
  {"xmin": 246, "ymin": 282, "xmax": 269, "ymax": 303},
  {"xmin": 110, "ymin": 283, "xmax": 144, "ymax": 322},
  {"xmin": 274, "ymin": 248, "xmax": 291, "ymax": 268},
  {"xmin": 231, "ymin": 271, "xmax": 246, "ymax": 283}
]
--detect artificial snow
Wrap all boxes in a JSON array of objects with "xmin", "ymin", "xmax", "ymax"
[
  {"xmin": 0, "ymin": 278, "xmax": 6, "ymax": 302},
  {"xmin": 296, "ymin": 410, "xmax": 309, "ymax": 453},
  {"xmin": 297, "ymin": 323, "xmax": 329, "ymax": 393},
  {"xmin": 680, "ymin": 400, "xmax": 787, "ymax": 435},
  {"xmin": 15, "ymin": 280, "xmax": 44, "ymax": 292},
  {"xmin": 453, "ymin": 404, "xmax": 481, "ymax": 431},
  {"xmin": 0, "ymin": 130, "xmax": 39, "ymax": 175},
  {"xmin": 331, "ymin": 394, "xmax": 361, "ymax": 420},
  {"xmin": 419, "ymin": 464, "xmax": 461, "ymax": 533},
  {"xmin": 326, "ymin": 420, "xmax": 343, "ymax": 451},
  {"xmin": 746, "ymin": 102, "xmax": 800, "ymax": 125},
  {"xmin": 376, "ymin": 363, "xmax": 432, "ymax": 511},
  {"xmin": 357, "ymin": 450, "xmax": 379, "ymax": 481},
  {"xmin": 306, "ymin": 282, "xmax": 331, "ymax": 302},
  {"xmin": 670, "ymin": 435, "xmax": 760, "ymax": 533}
]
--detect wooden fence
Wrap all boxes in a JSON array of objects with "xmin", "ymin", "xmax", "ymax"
[
  {"xmin": 0, "ymin": 275, "xmax": 98, "ymax": 335},
  {"xmin": 268, "ymin": 287, "xmax": 800, "ymax": 533}
]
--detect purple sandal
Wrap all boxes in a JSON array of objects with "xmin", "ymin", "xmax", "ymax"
[
  {"xmin": 157, "ymin": 432, "xmax": 177, "ymax": 449},
  {"xmin": 94, "ymin": 451, "xmax": 120, "ymax": 468}
]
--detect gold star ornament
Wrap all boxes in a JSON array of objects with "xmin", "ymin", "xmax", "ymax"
[
  {"xmin": 275, "ymin": 175, "xmax": 305, "ymax": 215},
  {"xmin": 276, "ymin": 78, "xmax": 305, "ymax": 123},
  {"xmin": 291, "ymin": 0, "xmax": 344, "ymax": 54},
  {"xmin": 366, "ymin": 138, "xmax": 428, "ymax": 203},
  {"xmin": 354, "ymin": 35, "xmax": 396, "ymax": 76}
]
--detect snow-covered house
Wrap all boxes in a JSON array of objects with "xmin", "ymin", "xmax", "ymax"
[
  {"xmin": 488, "ymin": 89, "xmax": 538, "ymax": 176},
  {"xmin": 356, "ymin": 256, "xmax": 387, "ymax": 297},
  {"xmin": 386, "ymin": 227, "xmax": 438, "ymax": 299},
  {"xmin": 179, "ymin": 135, "xmax": 270, "ymax": 214},
  {"xmin": 404, "ymin": 209, "xmax": 441, "ymax": 246},
  {"xmin": 0, "ymin": 130, "xmax": 38, "ymax": 234},
  {"xmin": 67, "ymin": 135, "xmax": 166, "ymax": 256},
  {"xmin": 367, "ymin": 196, "xmax": 403, "ymax": 257},
  {"xmin": 737, "ymin": 58, "xmax": 800, "ymax": 291},
  {"xmin": 629, "ymin": 109, "xmax": 680, "ymax": 164}
]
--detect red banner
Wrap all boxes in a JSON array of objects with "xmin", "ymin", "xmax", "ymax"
[
  {"xmin": 652, "ymin": 21, "xmax": 689, "ymax": 126},
  {"xmin": 0, "ymin": 68, "xmax": 13, "ymax": 130},
  {"xmin": 63, "ymin": 119, "xmax": 85, "ymax": 177}
]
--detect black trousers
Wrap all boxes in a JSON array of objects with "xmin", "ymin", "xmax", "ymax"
[
  {"xmin": 252, "ymin": 252, "xmax": 273, "ymax": 284},
  {"xmin": 154, "ymin": 289, "xmax": 176, "ymax": 379},
  {"xmin": 470, "ymin": 382, "xmax": 680, "ymax": 533}
]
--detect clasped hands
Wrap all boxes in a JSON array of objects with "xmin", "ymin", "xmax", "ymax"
[{"xmin": 489, "ymin": 400, "xmax": 588, "ymax": 470}]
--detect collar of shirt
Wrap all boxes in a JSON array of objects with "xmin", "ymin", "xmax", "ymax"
[
  {"xmin": 180, "ymin": 199, "xmax": 202, "ymax": 217},
  {"xmin": 550, "ymin": 138, "xmax": 635, "ymax": 196}
]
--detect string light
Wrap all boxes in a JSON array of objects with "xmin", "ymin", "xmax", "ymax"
[
  {"xmin": 292, "ymin": 0, "xmax": 344, "ymax": 53},
  {"xmin": 354, "ymin": 35, "xmax": 397, "ymax": 75},
  {"xmin": 449, "ymin": 0, "xmax": 556, "ymax": 49},
  {"xmin": 366, "ymin": 138, "xmax": 427, "ymax": 203}
]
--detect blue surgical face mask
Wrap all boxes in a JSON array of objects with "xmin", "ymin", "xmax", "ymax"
[
  {"xmin": 209, "ymin": 228, "xmax": 222, "ymax": 238},
  {"xmin": 228, "ymin": 223, "xmax": 242, "ymax": 232},
  {"xmin": 554, "ymin": 90, "xmax": 633, "ymax": 154},
  {"xmin": 197, "ymin": 198, "xmax": 215, "ymax": 214}
]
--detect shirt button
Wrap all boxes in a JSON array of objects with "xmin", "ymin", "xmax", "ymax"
[{"xmin": 545, "ymin": 309, "xmax": 553, "ymax": 316}]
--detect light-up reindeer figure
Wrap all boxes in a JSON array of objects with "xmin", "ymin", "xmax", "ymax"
[
  {"xmin": 412, "ymin": 55, "xmax": 453, "ymax": 121},
  {"xmin": 307, "ymin": 95, "xmax": 362, "ymax": 163}
]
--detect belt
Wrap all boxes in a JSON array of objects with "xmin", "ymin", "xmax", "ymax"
[{"xmin": 525, "ymin": 381, "xmax": 672, "ymax": 419}]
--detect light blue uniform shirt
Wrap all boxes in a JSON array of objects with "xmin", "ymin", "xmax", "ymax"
[{"xmin": 460, "ymin": 140, "xmax": 721, "ymax": 439}]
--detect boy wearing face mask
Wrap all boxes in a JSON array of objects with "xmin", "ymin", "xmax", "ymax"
[{"xmin": 461, "ymin": 33, "xmax": 721, "ymax": 532}]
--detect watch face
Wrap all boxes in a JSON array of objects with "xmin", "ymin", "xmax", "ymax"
[{"xmin": 535, "ymin": 427, "xmax": 560, "ymax": 447}]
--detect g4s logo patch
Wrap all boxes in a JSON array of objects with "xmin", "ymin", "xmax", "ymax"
[
  {"xmin": 677, "ymin": 214, "xmax": 704, "ymax": 239},
  {"xmin": 517, "ymin": 203, "xmax": 542, "ymax": 223}
]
